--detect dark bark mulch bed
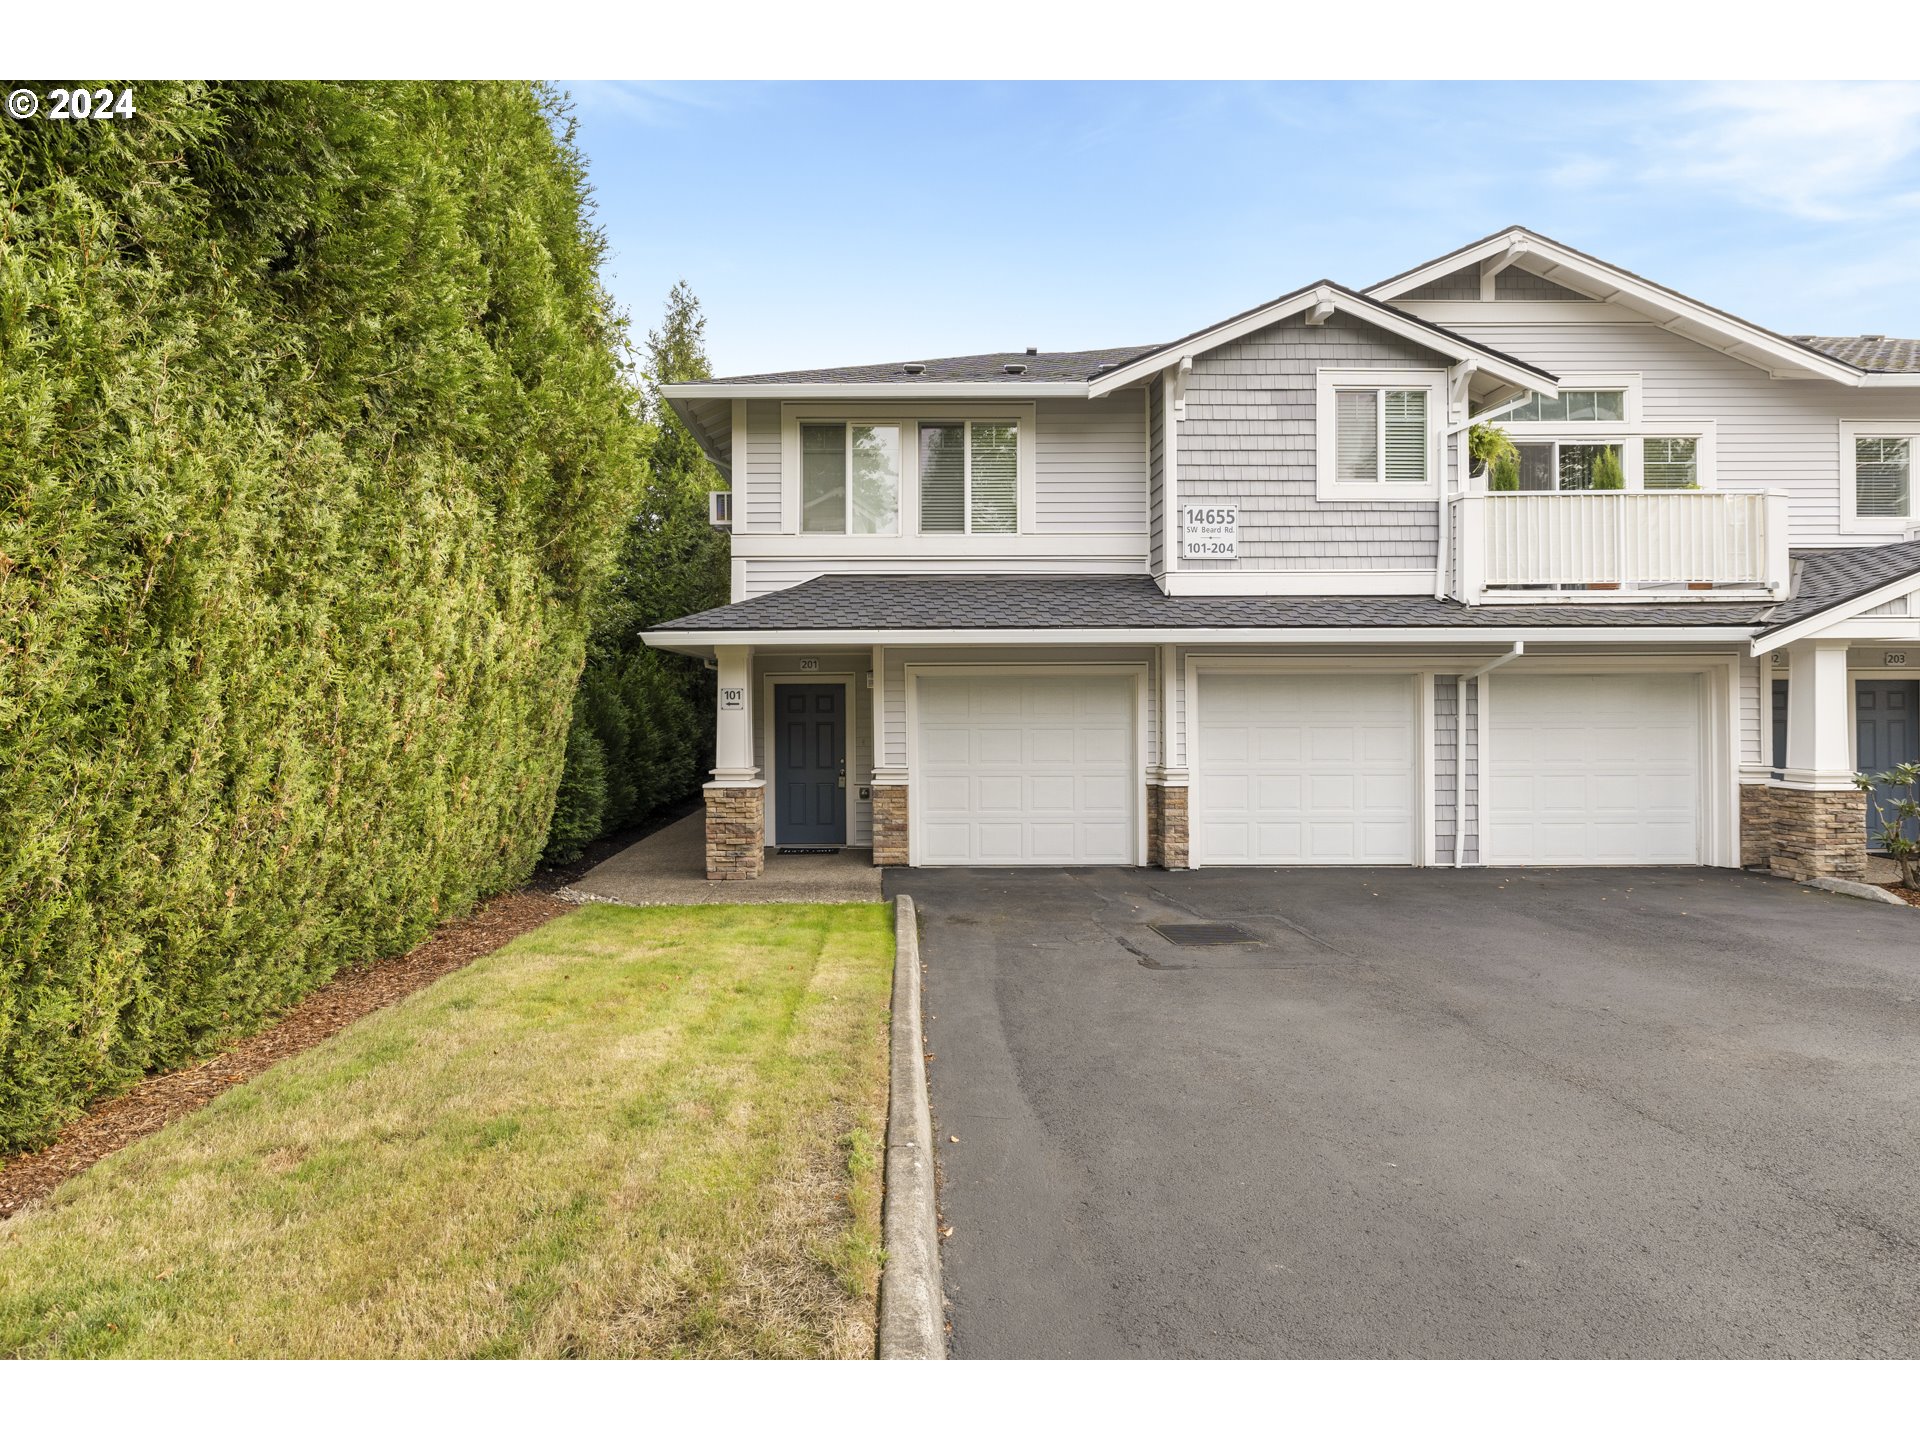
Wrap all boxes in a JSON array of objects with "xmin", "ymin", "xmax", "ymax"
[
  {"xmin": 1887, "ymin": 884, "xmax": 1920, "ymax": 907},
  {"xmin": 0, "ymin": 890, "xmax": 571, "ymax": 1220}
]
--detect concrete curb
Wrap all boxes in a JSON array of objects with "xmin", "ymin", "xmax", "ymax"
[
  {"xmin": 1806, "ymin": 877, "xmax": 1910, "ymax": 906},
  {"xmin": 878, "ymin": 895, "xmax": 946, "ymax": 1359}
]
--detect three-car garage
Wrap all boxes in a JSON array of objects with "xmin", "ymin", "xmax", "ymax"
[{"xmin": 903, "ymin": 660, "xmax": 1725, "ymax": 870}]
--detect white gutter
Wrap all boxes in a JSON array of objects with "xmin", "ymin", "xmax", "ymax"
[
  {"xmin": 641, "ymin": 625, "xmax": 1754, "ymax": 654},
  {"xmin": 659, "ymin": 381, "xmax": 1092, "ymax": 399},
  {"xmin": 1454, "ymin": 641, "xmax": 1524, "ymax": 868}
]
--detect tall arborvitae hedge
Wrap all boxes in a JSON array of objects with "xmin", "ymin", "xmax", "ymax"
[{"xmin": 0, "ymin": 82, "xmax": 642, "ymax": 1151}]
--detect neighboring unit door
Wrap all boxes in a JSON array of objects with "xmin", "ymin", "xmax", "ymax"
[
  {"xmin": 1857, "ymin": 678, "xmax": 1920, "ymax": 849},
  {"xmin": 915, "ymin": 673, "xmax": 1136, "ymax": 865},
  {"xmin": 774, "ymin": 683, "xmax": 845, "ymax": 846},
  {"xmin": 1195, "ymin": 673, "xmax": 1416, "ymax": 865},
  {"xmin": 1487, "ymin": 673, "xmax": 1701, "ymax": 865}
]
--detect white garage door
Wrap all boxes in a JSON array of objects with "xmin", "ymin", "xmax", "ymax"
[
  {"xmin": 1196, "ymin": 674, "xmax": 1416, "ymax": 865},
  {"xmin": 915, "ymin": 673, "xmax": 1138, "ymax": 865},
  {"xmin": 1487, "ymin": 673, "xmax": 1701, "ymax": 865}
]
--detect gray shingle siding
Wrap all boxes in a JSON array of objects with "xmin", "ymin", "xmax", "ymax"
[
  {"xmin": 1177, "ymin": 310, "xmax": 1452, "ymax": 571},
  {"xmin": 1397, "ymin": 263, "xmax": 1591, "ymax": 303},
  {"xmin": 1433, "ymin": 676, "xmax": 1479, "ymax": 865}
]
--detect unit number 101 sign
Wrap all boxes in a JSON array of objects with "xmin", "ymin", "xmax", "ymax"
[{"xmin": 1181, "ymin": 505, "xmax": 1238, "ymax": 560}]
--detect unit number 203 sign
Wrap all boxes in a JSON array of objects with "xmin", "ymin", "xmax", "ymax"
[{"xmin": 1181, "ymin": 505, "xmax": 1238, "ymax": 560}]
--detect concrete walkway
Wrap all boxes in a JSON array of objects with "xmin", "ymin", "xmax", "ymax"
[{"xmin": 567, "ymin": 812, "xmax": 883, "ymax": 906}]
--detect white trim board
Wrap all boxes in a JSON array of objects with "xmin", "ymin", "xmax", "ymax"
[
  {"xmin": 1752, "ymin": 570, "xmax": 1920, "ymax": 654},
  {"xmin": 1366, "ymin": 229, "xmax": 1885, "ymax": 387},
  {"xmin": 1086, "ymin": 285, "xmax": 1556, "ymax": 401},
  {"xmin": 646, "ymin": 624, "xmax": 1762, "ymax": 654}
]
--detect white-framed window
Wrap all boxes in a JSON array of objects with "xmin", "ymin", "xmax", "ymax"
[
  {"xmin": 916, "ymin": 419, "xmax": 1019, "ymax": 534},
  {"xmin": 1492, "ymin": 375, "xmax": 1715, "ymax": 491},
  {"xmin": 1841, "ymin": 422, "xmax": 1918, "ymax": 532},
  {"xmin": 782, "ymin": 402, "xmax": 1036, "ymax": 538},
  {"xmin": 800, "ymin": 422, "xmax": 901, "ymax": 534},
  {"xmin": 1315, "ymin": 368, "xmax": 1443, "ymax": 500}
]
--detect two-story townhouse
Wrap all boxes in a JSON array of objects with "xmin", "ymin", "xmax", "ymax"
[{"xmin": 643, "ymin": 227, "xmax": 1920, "ymax": 884}]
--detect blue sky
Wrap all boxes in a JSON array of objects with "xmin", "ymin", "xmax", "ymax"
[{"xmin": 564, "ymin": 81, "xmax": 1920, "ymax": 378}]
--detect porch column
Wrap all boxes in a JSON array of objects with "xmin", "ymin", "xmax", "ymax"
[
  {"xmin": 870, "ymin": 644, "xmax": 909, "ymax": 866},
  {"xmin": 1771, "ymin": 639, "xmax": 1865, "ymax": 881},
  {"xmin": 1148, "ymin": 643, "xmax": 1190, "ymax": 869},
  {"xmin": 705, "ymin": 644, "xmax": 764, "ymax": 879}
]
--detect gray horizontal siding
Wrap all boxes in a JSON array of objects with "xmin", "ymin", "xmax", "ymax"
[
  {"xmin": 1178, "ymin": 310, "xmax": 1451, "ymax": 570},
  {"xmin": 741, "ymin": 400, "xmax": 782, "ymax": 533},
  {"xmin": 1034, "ymin": 395, "xmax": 1148, "ymax": 533},
  {"xmin": 1148, "ymin": 377, "xmax": 1166, "ymax": 573}
]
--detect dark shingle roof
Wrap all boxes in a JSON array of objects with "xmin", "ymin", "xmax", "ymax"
[
  {"xmin": 1758, "ymin": 540, "xmax": 1920, "ymax": 634},
  {"xmin": 696, "ymin": 346, "xmax": 1162, "ymax": 386},
  {"xmin": 1791, "ymin": 336, "xmax": 1920, "ymax": 374},
  {"xmin": 651, "ymin": 574, "xmax": 1774, "ymax": 634}
]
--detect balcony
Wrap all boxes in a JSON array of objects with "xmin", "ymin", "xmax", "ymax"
[{"xmin": 1451, "ymin": 490, "xmax": 1790, "ymax": 604}]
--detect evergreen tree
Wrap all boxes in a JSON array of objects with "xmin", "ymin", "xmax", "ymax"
[{"xmin": 543, "ymin": 283, "xmax": 730, "ymax": 861}]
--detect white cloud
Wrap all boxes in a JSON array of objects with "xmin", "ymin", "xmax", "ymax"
[
  {"xmin": 561, "ymin": 81, "xmax": 731, "ymax": 129},
  {"xmin": 1647, "ymin": 82, "xmax": 1920, "ymax": 220}
]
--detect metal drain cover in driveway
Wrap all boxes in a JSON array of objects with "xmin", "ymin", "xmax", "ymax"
[{"xmin": 1149, "ymin": 922, "xmax": 1257, "ymax": 946}]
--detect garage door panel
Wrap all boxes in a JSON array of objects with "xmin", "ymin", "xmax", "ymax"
[
  {"xmin": 915, "ymin": 674, "xmax": 1139, "ymax": 865},
  {"xmin": 1197, "ymin": 674, "xmax": 1416, "ymax": 866},
  {"xmin": 1489, "ymin": 673, "xmax": 1701, "ymax": 866}
]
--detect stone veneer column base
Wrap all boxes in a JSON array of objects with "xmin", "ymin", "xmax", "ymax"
[
  {"xmin": 871, "ymin": 784, "xmax": 909, "ymax": 867},
  {"xmin": 1739, "ymin": 783, "xmax": 1775, "ymax": 870},
  {"xmin": 1766, "ymin": 786, "xmax": 1867, "ymax": 883},
  {"xmin": 704, "ymin": 782, "xmax": 765, "ymax": 880},
  {"xmin": 1148, "ymin": 784, "xmax": 1189, "ymax": 869}
]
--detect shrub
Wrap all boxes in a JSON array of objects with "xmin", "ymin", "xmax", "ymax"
[
  {"xmin": 1489, "ymin": 451, "xmax": 1521, "ymax": 491},
  {"xmin": 0, "ymin": 82, "xmax": 642, "ymax": 1150},
  {"xmin": 1860, "ymin": 763, "xmax": 1920, "ymax": 889},
  {"xmin": 1592, "ymin": 445, "xmax": 1626, "ymax": 490}
]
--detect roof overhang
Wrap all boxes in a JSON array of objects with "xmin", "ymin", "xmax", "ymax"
[
  {"xmin": 644, "ymin": 623, "xmax": 1756, "ymax": 655},
  {"xmin": 1752, "ymin": 569, "xmax": 1920, "ymax": 654},
  {"xmin": 1084, "ymin": 282, "xmax": 1557, "ymax": 401},
  {"xmin": 662, "ymin": 381, "xmax": 1093, "ymax": 400},
  {"xmin": 1368, "ymin": 228, "xmax": 1910, "ymax": 387}
]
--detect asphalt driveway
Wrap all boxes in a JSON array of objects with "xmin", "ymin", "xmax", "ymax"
[{"xmin": 887, "ymin": 866, "xmax": 1920, "ymax": 1358}]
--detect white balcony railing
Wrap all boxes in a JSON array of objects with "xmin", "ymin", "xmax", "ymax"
[{"xmin": 1452, "ymin": 490, "xmax": 1790, "ymax": 603}]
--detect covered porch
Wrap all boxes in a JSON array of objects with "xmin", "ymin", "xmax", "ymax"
[{"xmin": 1741, "ymin": 558, "xmax": 1920, "ymax": 883}]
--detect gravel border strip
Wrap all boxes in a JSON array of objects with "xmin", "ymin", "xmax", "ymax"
[{"xmin": 878, "ymin": 895, "xmax": 946, "ymax": 1359}]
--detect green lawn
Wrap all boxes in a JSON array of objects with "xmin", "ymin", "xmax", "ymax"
[{"xmin": 0, "ymin": 902, "xmax": 895, "ymax": 1358}]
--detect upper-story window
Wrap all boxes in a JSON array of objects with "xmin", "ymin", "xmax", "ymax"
[
  {"xmin": 918, "ymin": 420, "xmax": 1018, "ymax": 534},
  {"xmin": 1506, "ymin": 388, "xmax": 1627, "ymax": 423},
  {"xmin": 1494, "ymin": 374, "xmax": 1714, "ymax": 491},
  {"xmin": 801, "ymin": 423, "xmax": 901, "ymax": 534},
  {"xmin": 787, "ymin": 405, "xmax": 1031, "ymax": 537},
  {"xmin": 1316, "ymin": 369, "xmax": 1443, "ymax": 500},
  {"xmin": 1842, "ymin": 424, "xmax": 1917, "ymax": 531}
]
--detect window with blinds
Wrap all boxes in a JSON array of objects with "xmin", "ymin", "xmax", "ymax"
[
  {"xmin": 916, "ymin": 420, "xmax": 1018, "ymax": 534},
  {"xmin": 1856, "ymin": 436, "xmax": 1911, "ymax": 518},
  {"xmin": 1643, "ymin": 437, "xmax": 1699, "ymax": 489},
  {"xmin": 1334, "ymin": 389, "xmax": 1427, "ymax": 484}
]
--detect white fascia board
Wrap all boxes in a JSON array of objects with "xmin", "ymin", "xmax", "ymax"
[
  {"xmin": 1085, "ymin": 289, "xmax": 1556, "ymax": 399},
  {"xmin": 1750, "ymin": 571, "xmax": 1920, "ymax": 654},
  {"xmin": 660, "ymin": 382, "xmax": 1091, "ymax": 400},
  {"xmin": 644, "ymin": 624, "xmax": 1759, "ymax": 653},
  {"xmin": 1857, "ymin": 373, "xmax": 1920, "ymax": 388},
  {"xmin": 1368, "ymin": 231, "xmax": 1867, "ymax": 387}
]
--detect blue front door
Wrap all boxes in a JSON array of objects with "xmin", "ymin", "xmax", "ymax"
[
  {"xmin": 1857, "ymin": 678, "xmax": 1920, "ymax": 849},
  {"xmin": 775, "ymin": 684, "xmax": 845, "ymax": 846}
]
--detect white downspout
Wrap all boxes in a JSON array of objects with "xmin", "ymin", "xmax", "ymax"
[{"xmin": 1453, "ymin": 641, "xmax": 1524, "ymax": 868}]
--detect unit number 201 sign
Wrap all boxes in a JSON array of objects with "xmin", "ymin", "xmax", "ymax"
[{"xmin": 1181, "ymin": 504, "xmax": 1238, "ymax": 560}]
